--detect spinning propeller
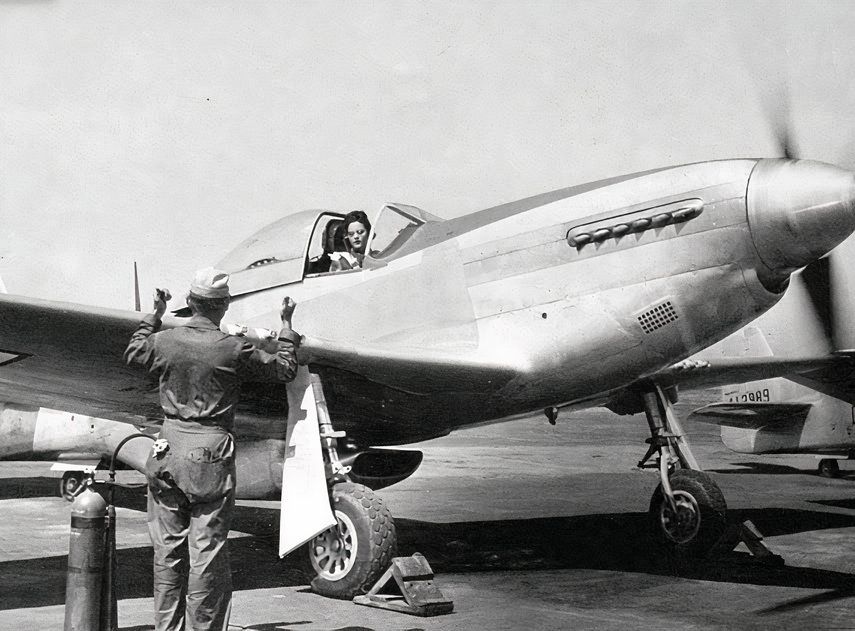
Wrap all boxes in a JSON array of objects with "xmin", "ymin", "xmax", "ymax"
[{"xmin": 766, "ymin": 88, "xmax": 855, "ymax": 352}]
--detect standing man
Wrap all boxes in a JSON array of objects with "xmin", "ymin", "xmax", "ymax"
[{"xmin": 124, "ymin": 267, "xmax": 300, "ymax": 631}]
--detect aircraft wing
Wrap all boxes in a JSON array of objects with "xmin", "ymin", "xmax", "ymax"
[
  {"xmin": 688, "ymin": 402, "xmax": 812, "ymax": 429},
  {"xmin": 0, "ymin": 293, "xmax": 161, "ymax": 423},
  {"xmin": 0, "ymin": 294, "xmax": 518, "ymax": 429},
  {"xmin": 654, "ymin": 353, "xmax": 855, "ymax": 393}
]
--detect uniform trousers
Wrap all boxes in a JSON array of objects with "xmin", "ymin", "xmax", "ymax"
[
  {"xmin": 146, "ymin": 419, "xmax": 236, "ymax": 631},
  {"xmin": 148, "ymin": 486, "xmax": 234, "ymax": 631}
]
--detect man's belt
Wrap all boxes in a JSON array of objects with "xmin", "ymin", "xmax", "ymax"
[{"xmin": 162, "ymin": 415, "xmax": 231, "ymax": 433}]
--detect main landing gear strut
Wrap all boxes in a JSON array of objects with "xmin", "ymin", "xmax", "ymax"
[
  {"xmin": 638, "ymin": 385, "xmax": 779, "ymax": 562},
  {"xmin": 304, "ymin": 373, "xmax": 397, "ymax": 600}
]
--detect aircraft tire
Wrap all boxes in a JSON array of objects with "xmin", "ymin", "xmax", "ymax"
[
  {"xmin": 648, "ymin": 469, "xmax": 727, "ymax": 558},
  {"xmin": 308, "ymin": 482, "xmax": 397, "ymax": 599},
  {"xmin": 818, "ymin": 459, "xmax": 841, "ymax": 478}
]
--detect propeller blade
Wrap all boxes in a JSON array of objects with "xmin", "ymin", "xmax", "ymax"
[
  {"xmin": 834, "ymin": 129, "xmax": 855, "ymax": 172},
  {"xmin": 828, "ymin": 238, "xmax": 855, "ymax": 350},
  {"xmin": 801, "ymin": 237, "xmax": 855, "ymax": 352},
  {"xmin": 775, "ymin": 114, "xmax": 797, "ymax": 161},
  {"xmin": 766, "ymin": 84, "xmax": 798, "ymax": 160},
  {"xmin": 800, "ymin": 255, "xmax": 833, "ymax": 343},
  {"xmin": 731, "ymin": 25, "xmax": 803, "ymax": 160}
]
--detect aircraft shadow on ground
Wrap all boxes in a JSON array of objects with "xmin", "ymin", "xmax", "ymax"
[
  {"xmin": 117, "ymin": 623, "xmax": 329, "ymax": 631},
  {"xmin": 709, "ymin": 462, "xmax": 810, "ymax": 475},
  {"xmin": 0, "ymin": 476, "xmax": 61, "ymax": 500},
  {"xmin": 0, "ymin": 517, "xmax": 308, "ymax": 610},
  {"xmin": 4, "ymin": 499, "xmax": 855, "ymax": 611},
  {"xmin": 0, "ymin": 476, "xmax": 151, "ymax": 503},
  {"xmin": 710, "ymin": 462, "xmax": 855, "ymax": 480},
  {"xmin": 397, "ymin": 508, "xmax": 855, "ymax": 587},
  {"xmin": 810, "ymin": 497, "xmax": 855, "ymax": 510}
]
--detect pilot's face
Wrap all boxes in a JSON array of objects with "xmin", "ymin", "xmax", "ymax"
[{"xmin": 346, "ymin": 221, "xmax": 368, "ymax": 254}]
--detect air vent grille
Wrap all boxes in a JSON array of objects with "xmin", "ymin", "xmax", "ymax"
[{"xmin": 638, "ymin": 301, "xmax": 678, "ymax": 334}]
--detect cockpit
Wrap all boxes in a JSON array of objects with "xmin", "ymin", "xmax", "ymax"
[{"xmin": 216, "ymin": 203, "xmax": 441, "ymax": 297}]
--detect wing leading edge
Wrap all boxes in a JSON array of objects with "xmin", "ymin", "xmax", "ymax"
[
  {"xmin": 0, "ymin": 293, "xmax": 160, "ymax": 423},
  {"xmin": 0, "ymin": 294, "xmax": 518, "ymax": 429},
  {"xmin": 655, "ymin": 353, "xmax": 855, "ymax": 397}
]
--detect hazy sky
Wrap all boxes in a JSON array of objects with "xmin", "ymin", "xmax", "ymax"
[{"xmin": 2, "ymin": 1, "xmax": 855, "ymax": 308}]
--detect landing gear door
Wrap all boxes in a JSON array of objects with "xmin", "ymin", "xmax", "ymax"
[{"xmin": 279, "ymin": 366, "xmax": 336, "ymax": 557}]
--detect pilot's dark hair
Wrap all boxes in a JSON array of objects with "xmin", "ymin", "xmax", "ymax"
[{"xmin": 342, "ymin": 210, "xmax": 371, "ymax": 234}]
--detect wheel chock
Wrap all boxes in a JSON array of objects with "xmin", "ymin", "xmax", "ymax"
[
  {"xmin": 713, "ymin": 519, "xmax": 784, "ymax": 565},
  {"xmin": 353, "ymin": 553, "xmax": 453, "ymax": 616}
]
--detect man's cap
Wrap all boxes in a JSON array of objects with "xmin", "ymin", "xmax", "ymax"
[{"xmin": 189, "ymin": 267, "xmax": 230, "ymax": 299}]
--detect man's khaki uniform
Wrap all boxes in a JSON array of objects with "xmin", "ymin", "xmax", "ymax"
[{"xmin": 125, "ymin": 312, "xmax": 299, "ymax": 630}]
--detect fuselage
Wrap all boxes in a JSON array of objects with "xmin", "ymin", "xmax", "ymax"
[{"xmin": 214, "ymin": 158, "xmax": 855, "ymax": 444}]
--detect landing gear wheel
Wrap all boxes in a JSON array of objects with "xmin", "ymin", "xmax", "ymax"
[
  {"xmin": 818, "ymin": 459, "xmax": 841, "ymax": 478},
  {"xmin": 60, "ymin": 471, "xmax": 84, "ymax": 502},
  {"xmin": 649, "ymin": 469, "xmax": 727, "ymax": 558},
  {"xmin": 309, "ymin": 482, "xmax": 396, "ymax": 599}
]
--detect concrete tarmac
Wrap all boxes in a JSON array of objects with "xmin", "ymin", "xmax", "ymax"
[{"xmin": 2, "ymin": 398, "xmax": 855, "ymax": 630}]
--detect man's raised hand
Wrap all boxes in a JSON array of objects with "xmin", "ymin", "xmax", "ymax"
[
  {"xmin": 153, "ymin": 288, "xmax": 172, "ymax": 318},
  {"xmin": 280, "ymin": 296, "xmax": 296, "ymax": 325}
]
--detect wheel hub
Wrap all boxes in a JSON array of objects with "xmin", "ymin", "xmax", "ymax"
[
  {"xmin": 659, "ymin": 490, "xmax": 701, "ymax": 544},
  {"xmin": 309, "ymin": 509, "xmax": 358, "ymax": 580}
]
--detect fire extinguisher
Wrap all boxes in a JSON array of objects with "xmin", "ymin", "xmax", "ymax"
[
  {"xmin": 63, "ymin": 433, "xmax": 153, "ymax": 631},
  {"xmin": 63, "ymin": 481, "xmax": 108, "ymax": 631}
]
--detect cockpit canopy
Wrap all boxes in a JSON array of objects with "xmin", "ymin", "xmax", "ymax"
[
  {"xmin": 216, "ymin": 204, "xmax": 442, "ymax": 297},
  {"xmin": 217, "ymin": 209, "xmax": 323, "ymax": 274}
]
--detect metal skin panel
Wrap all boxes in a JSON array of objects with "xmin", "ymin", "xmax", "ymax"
[
  {"xmin": 1, "ymin": 159, "xmax": 854, "ymax": 448},
  {"xmin": 0, "ymin": 403, "xmax": 40, "ymax": 458},
  {"xmin": 382, "ymin": 167, "xmax": 677, "ymax": 261}
]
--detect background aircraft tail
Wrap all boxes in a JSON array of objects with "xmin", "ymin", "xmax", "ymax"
[{"xmin": 691, "ymin": 325, "xmax": 855, "ymax": 457}]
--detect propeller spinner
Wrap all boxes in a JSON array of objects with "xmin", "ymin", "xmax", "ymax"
[{"xmin": 760, "ymin": 84, "xmax": 855, "ymax": 351}]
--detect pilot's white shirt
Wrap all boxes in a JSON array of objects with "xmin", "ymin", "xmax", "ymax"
[{"xmin": 330, "ymin": 251, "xmax": 359, "ymax": 270}]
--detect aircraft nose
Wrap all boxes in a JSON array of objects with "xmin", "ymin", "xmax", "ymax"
[{"xmin": 748, "ymin": 158, "xmax": 855, "ymax": 272}]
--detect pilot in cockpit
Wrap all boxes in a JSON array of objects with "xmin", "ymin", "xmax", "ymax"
[{"xmin": 329, "ymin": 210, "xmax": 371, "ymax": 271}]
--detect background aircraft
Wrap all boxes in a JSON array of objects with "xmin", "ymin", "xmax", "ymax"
[
  {"xmin": 2, "ymin": 0, "xmax": 855, "ymax": 601},
  {"xmin": 692, "ymin": 374, "xmax": 855, "ymax": 478}
]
